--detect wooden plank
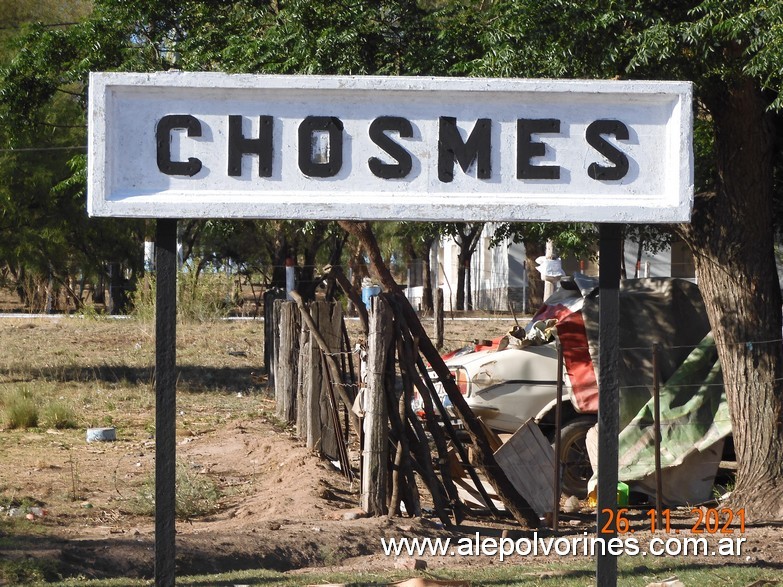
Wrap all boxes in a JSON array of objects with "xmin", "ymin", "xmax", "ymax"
[
  {"xmin": 476, "ymin": 417, "xmax": 503, "ymax": 453},
  {"xmin": 317, "ymin": 301, "xmax": 343, "ymax": 460},
  {"xmin": 453, "ymin": 477, "xmax": 504, "ymax": 511},
  {"xmin": 296, "ymin": 312, "xmax": 308, "ymax": 441},
  {"xmin": 304, "ymin": 305, "xmax": 322, "ymax": 451},
  {"xmin": 493, "ymin": 420, "xmax": 555, "ymax": 517}
]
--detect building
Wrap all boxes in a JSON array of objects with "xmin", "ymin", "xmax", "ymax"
[{"xmin": 409, "ymin": 225, "xmax": 698, "ymax": 313}]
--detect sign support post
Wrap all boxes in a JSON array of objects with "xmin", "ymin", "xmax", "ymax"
[
  {"xmin": 155, "ymin": 218, "xmax": 177, "ymax": 587},
  {"xmin": 596, "ymin": 222, "xmax": 622, "ymax": 587}
]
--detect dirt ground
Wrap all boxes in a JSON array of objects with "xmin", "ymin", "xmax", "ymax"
[{"xmin": 1, "ymin": 312, "xmax": 782, "ymax": 583}]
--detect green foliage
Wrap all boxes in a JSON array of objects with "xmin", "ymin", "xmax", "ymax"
[
  {"xmin": 3, "ymin": 386, "xmax": 39, "ymax": 429},
  {"xmin": 0, "ymin": 3, "xmax": 147, "ymax": 312},
  {"xmin": 221, "ymin": 0, "xmax": 439, "ymax": 76},
  {"xmin": 489, "ymin": 223, "xmax": 598, "ymax": 260}
]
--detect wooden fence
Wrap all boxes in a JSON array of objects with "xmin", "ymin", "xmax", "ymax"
[{"xmin": 267, "ymin": 288, "xmax": 542, "ymax": 528}]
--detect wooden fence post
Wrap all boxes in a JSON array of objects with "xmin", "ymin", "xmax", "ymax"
[
  {"xmin": 362, "ymin": 295, "xmax": 393, "ymax": 515},
  {"xmin": 275, "ymin": 300, "xmax": 300, "ymax": 423},
  {"xmin": 296, "ymin": 304, "xmax": 309, "ymax": 441},
  {"xmin": 304, "ymin": 307, "xmax": 323, "ymax": 452},
  {"xmin": 313, "ymin": 301, "xmax": 343, "ymax": 458},
  {"xmin": 294, "ymin": 299, "xmax": 344, "ymax": 459},
  {"xmin": 264, "ymin": 289, "xmax": 284, "ymax": 390}
]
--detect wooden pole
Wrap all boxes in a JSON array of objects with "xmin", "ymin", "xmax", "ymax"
[
  {"xmin": 154, "ymin": 218, "xmax": 177, "ymax": 587},
  {"xmin": 264, "ymin": 289, "xmax": 282, "ymax": 390},
  {"xmin": 393, "ymin": 333, "xmax": 453, "ymax": 526},
  {"xmin": 296, "ymin": 318, "xmax": 308, "ymax": 441},
  {"xmin": 362, "ymin": 295, "xmax": 393, "ymax": 515},
  {"xmin": 384, "ymin": 384, "xmax": 422, "ymax": 518},
  {"xmin": 303, "ymin": 305, "xmax": 321, "ymax": 451},
  {"xmin": 392, "ymin": 299, "xmax": 464, "ymax": 523},
  {"xmin": 321, "ymin": 352, "xmax": 353, "ymax": 480},
  {"xmin": 413, "ymin": 354, "xmax": 502, "ymax": 517},
  {"xmin": 275, "ymin": 300, "xmax": 300, "ymax": 423}
]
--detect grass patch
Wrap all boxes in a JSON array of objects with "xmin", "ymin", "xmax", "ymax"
[
  {"xmin": 3, "ymin": 386, "xmax": 39, "ymax": 429},
  {"xmin": 131, "ymin": 269, "xmax": 235, "ymax": 323},
  {"xmin": 40, "ymin": 401, "xmax": 78, "ymax": 429},
  {"xmin": 0, "ymin": 557, "xmax": 61, "ymax": 585}
]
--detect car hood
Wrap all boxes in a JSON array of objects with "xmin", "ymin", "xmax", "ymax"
[{"xmin": 444, "ymin": 344, "xmax": 565, "ymax": 388}]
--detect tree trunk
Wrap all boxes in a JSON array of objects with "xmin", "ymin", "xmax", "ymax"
[
  {"xmin": 456, "ymin": 260, "xmax": 467, "ymax": 311},
  {"xmin": 634, "ymin": 238, "xmax": 644, "ymax": 279},
  {"xmin": 434, "ymin": 288, "xmax": 444, "ymax": 350},
  {"xmin": 419, "ymin": 236, "xmax": 436, "ymax": 313},
  {"xmin": 678, "ymin": 78, "xmax": 783, "ymax": 520},
  {"xmin": 421, "ymin": 253, "xmax": 434, "ymax": 313},
  {"xmin": 466, "ymin": 259, "xmax": 475, "ymax": 310},
  {"xmin": 453, "ymin": 223, "xmax": 483, "ymax": 311}
]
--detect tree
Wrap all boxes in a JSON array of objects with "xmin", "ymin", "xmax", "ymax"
[
  {"xmin": 2, "ymin": 0, "xmax": 436, "ymax": 310},
  {"xmin": 624, "ymin": 225, "xmax": 673, "ymax": 279},
  {"xmin": 441, "ymin": 0, "xmax": 783, "ymax": 518},
  {"xmin": 442, "ymin": 222, "xmax": 484, "ymax": 311},
  {"xmin": 0, "ymin": 3, "xmax": 146, "ymax": 312},
  {"xmin": 395, "ymin": 222, "xmax": 442, "ymax": 312}
]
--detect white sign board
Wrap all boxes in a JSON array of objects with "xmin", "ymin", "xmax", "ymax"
[{"xmin": 88, "ymin": 72, "xmax": 692, "ymax": 222}]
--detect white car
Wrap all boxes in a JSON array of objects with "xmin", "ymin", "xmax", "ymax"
[{"xmin": 414, "ymin": 341, "xmax": 596, "ymax": 497}]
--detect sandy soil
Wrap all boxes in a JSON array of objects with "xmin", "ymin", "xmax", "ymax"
[{"xmin": 3, "ymin": 411, "xmax": 782, "ymax": 582}]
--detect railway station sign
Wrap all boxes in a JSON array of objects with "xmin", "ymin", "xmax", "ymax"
[{"xmin": 88, "ymin": 72, "xmax": 692, "ymax": 223}]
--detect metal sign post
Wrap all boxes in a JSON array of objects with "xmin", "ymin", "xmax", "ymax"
[
  {"xmin": 596, "ymin": 223, "xmax": 622, "ymax": 586},
  {"xmin": 154, "ymin": 218, "xmax": 177, "ymax": 587}
]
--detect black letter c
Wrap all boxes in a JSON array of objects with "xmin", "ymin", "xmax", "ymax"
[{"xmin": 156, "ymin": 114, "xmax": 203, "ymax": 177}]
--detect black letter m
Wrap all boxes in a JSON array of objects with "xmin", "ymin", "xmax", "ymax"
[{"xmin": 438, "ymin": 117, "xmax": 492, "ymax": 183}]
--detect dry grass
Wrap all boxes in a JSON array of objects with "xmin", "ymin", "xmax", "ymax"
[{"xmin": 0, "ymin": 312, "xmax": 519, "ymax": 582}]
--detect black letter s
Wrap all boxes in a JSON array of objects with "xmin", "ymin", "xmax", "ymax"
[
  {"xmin": 586, "ymin": 120, "xmax": 629, "ymax": 181},
  {"xmin": 368, "ymin": 116, "xmax": 413, "ymax": 179}
]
